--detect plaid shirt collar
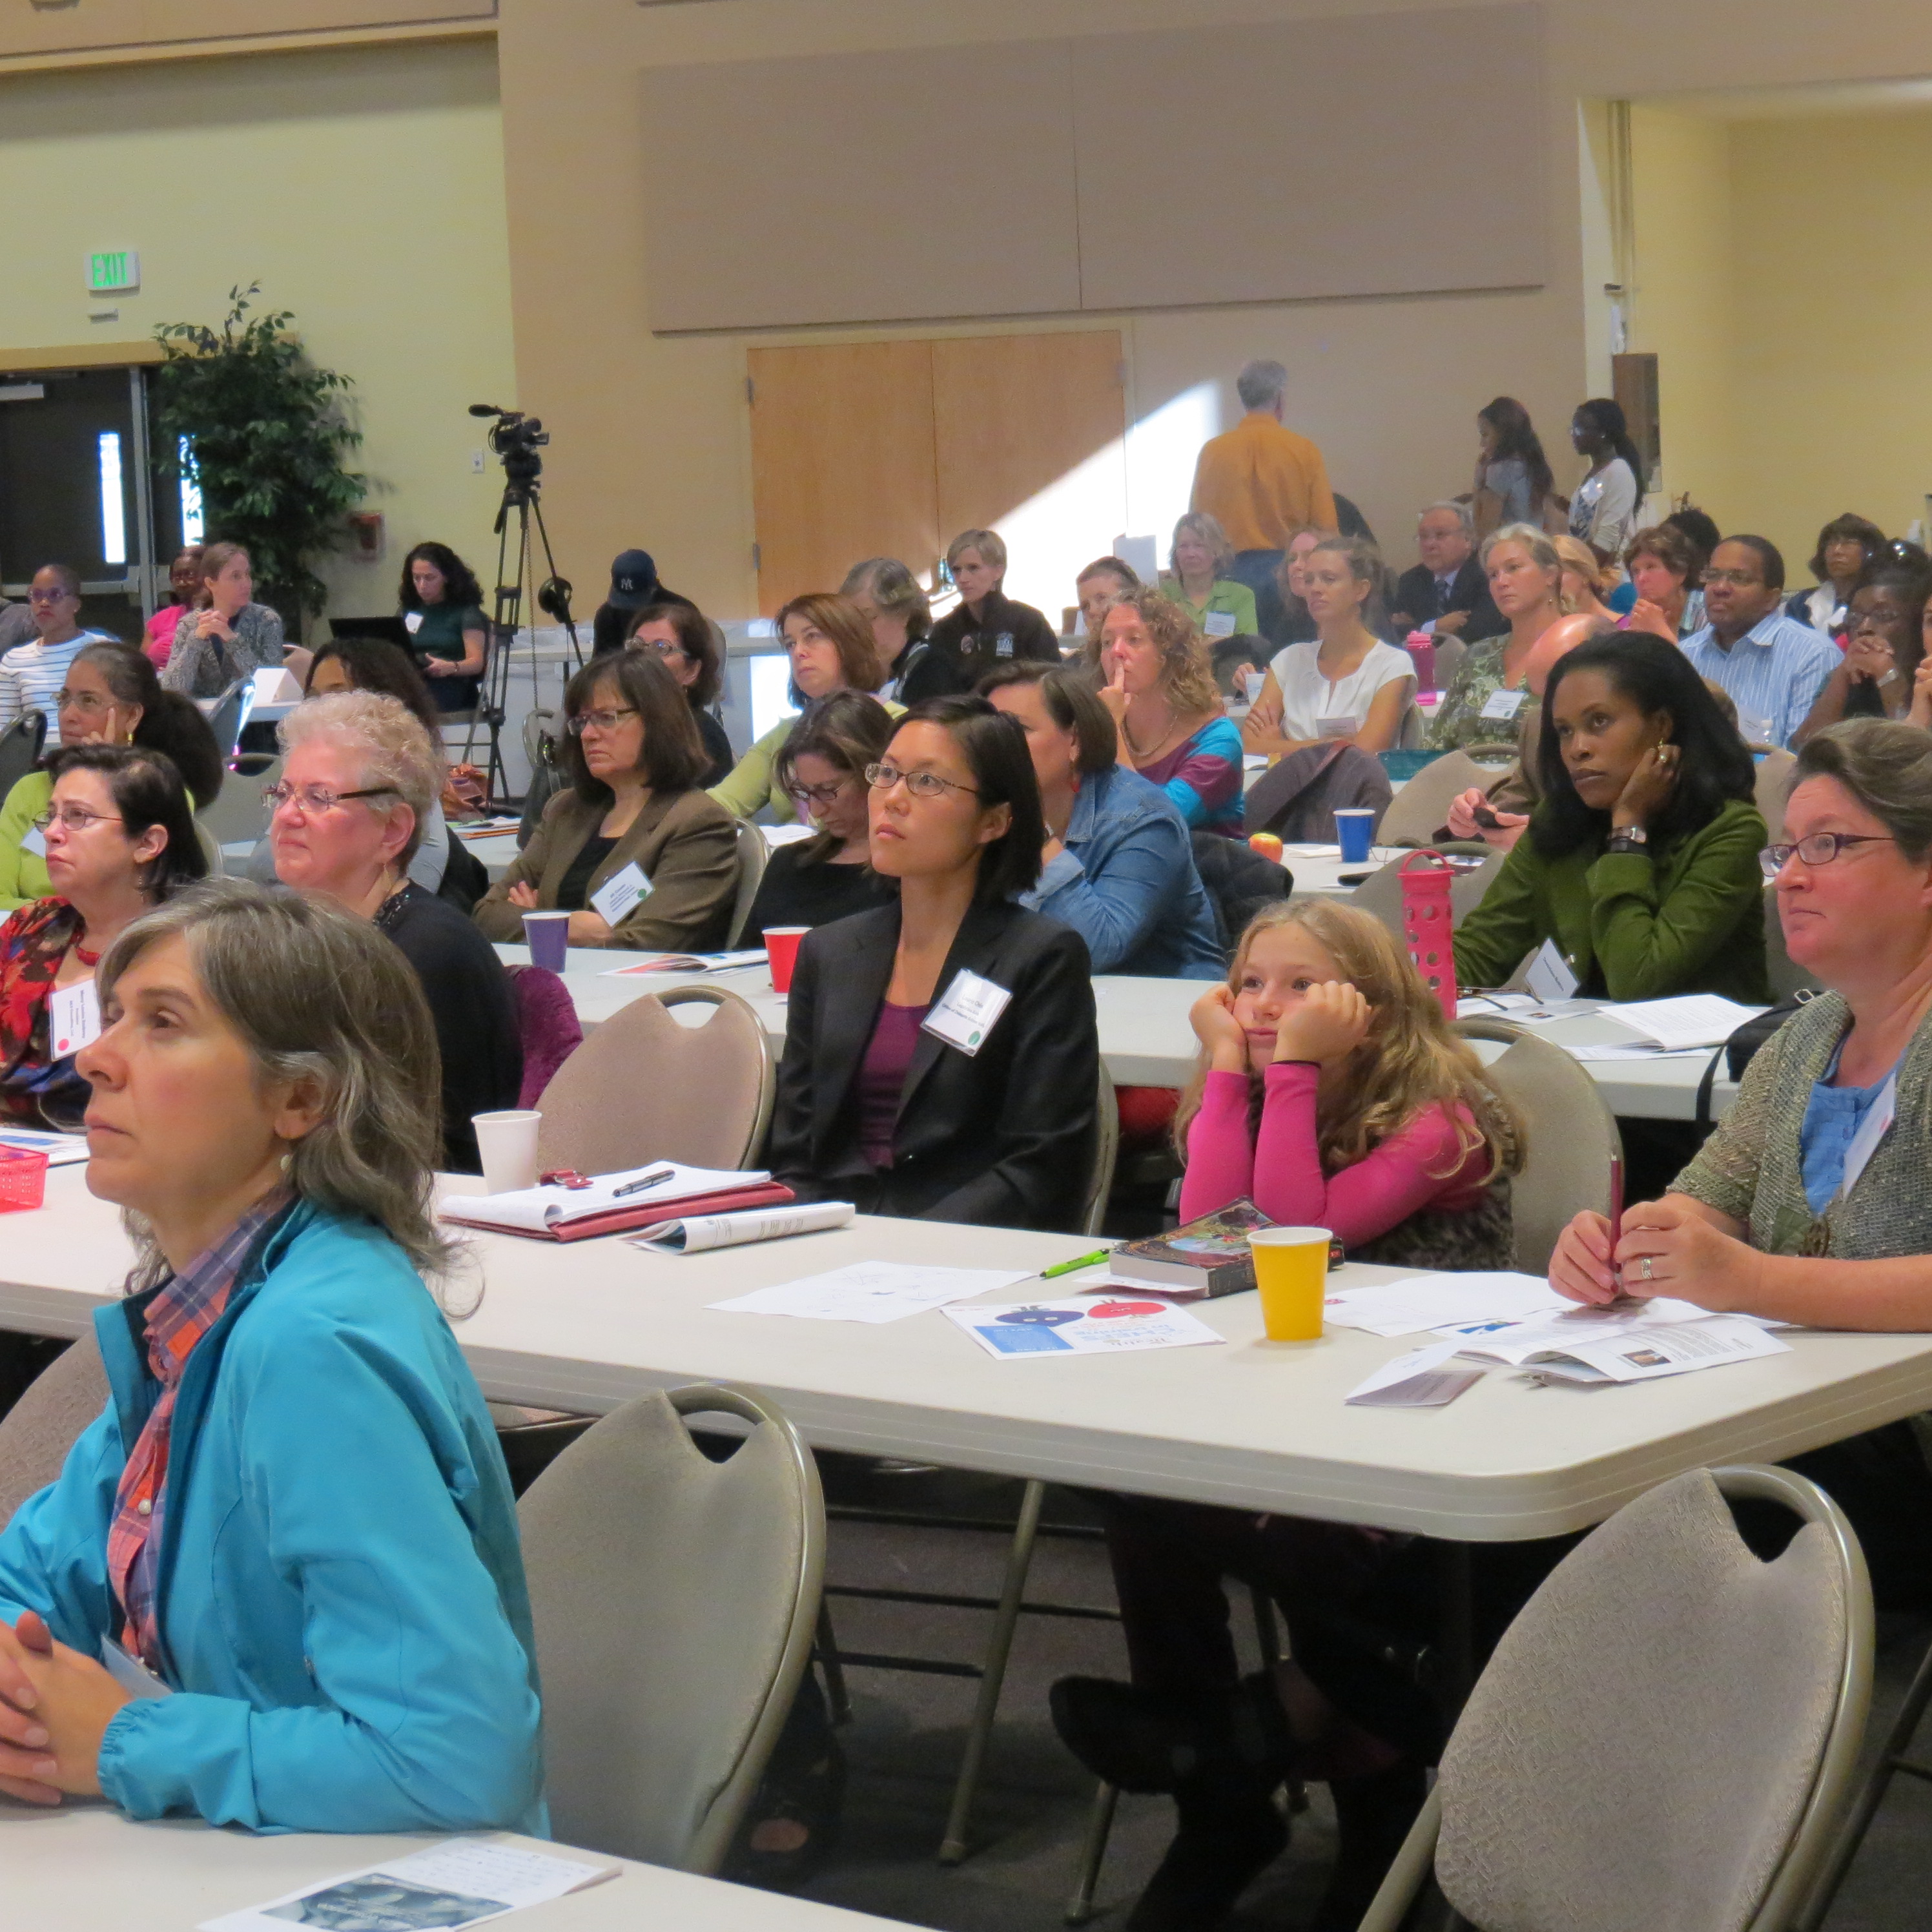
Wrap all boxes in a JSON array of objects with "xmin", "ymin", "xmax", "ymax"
[{"xmin": 142, "ymin": 1187, "xmax": 294, "ymax": 1388}]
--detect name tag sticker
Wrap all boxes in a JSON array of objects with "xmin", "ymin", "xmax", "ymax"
[
  {"xmin": 20, "ymin": 825, "xmax": 45, "ymax": 858},
  {"xmin": 1204, "ymin": 610, "xmax": 1238, "ymax": 638},
  {"xmin": 590, "ymin": 861, "xmax": 650, "ymax": 928},
  {"xmin": 403, "ymin": 610, "xmax": 424, "ymax": 635},
  {"xmin": 995, "ymin": 633, "xmax": 1015, "ymax": 658},
  {"xmin": 49, "ymin": 979, "xmax": 101, "ymax": 1058},
  {"xmin": 1316, "ymin": 715, "xmax": 1361, "ymax": 739},
  {"xmin": 922, "ymin": 968, "xmax": 1013, "ymax": 1056},
  {"xmin": 1479, "ymin": 687, "xmax": 1528, "ymax": 722}
]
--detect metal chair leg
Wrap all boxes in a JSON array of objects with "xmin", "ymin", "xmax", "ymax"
[
  {"xmin": 1064, "ymin": 1779, "xmax": 1120, "ymax": 1924},
  {"xmin": 1797, "ymin": 1629, "xmax": 1932, "ymax": 1930},
  {"xmin": 938, "ymin": 1477, "xmax": 1047, "ymax": 1864},
  {"xmin": 814, "ymin": 1599, "xmax": 852, "ymax": 1726}
]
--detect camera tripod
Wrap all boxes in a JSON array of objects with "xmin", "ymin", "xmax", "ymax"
[{"xmin": 464, "ymin": 408, "xmax": 584, "ymax": 809}]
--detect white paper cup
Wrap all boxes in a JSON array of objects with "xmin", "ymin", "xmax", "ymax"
[{"xmin": 473, "ymin": 1109, "xmax": 542, "ymax": 1195}]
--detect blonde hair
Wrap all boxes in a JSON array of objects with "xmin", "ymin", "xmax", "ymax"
[
  {"xmin": 947, "ymin": 528, "xmax": 1007, "ymax": 573},
  {"xmin": 1552, "ymin": 533, "xmax": 1613, "ymax": 602},
  {"xmin": 279, "ymin": 689, "xmax": 441, "ymax": 863},
  {"xmin": 1173, "ymin": 899, "xmax": 1524, "ymax": 1182},
  {"xmin": 1079, "ymin": 586, "xmax": 1221, "ymax": 717},
  {"xmin": 1169, "ymin": 511, "xmax": 1236, "ymax": 582}
]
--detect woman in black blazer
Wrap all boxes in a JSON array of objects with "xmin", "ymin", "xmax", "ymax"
[{"xmin": 766, "ymin": 695, "xmax": 1100, "ymax": 1231}]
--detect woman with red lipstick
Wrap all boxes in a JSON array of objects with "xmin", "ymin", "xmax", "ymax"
[
  {"xmin": 1451, "ymin": 632, "xmax": 1768, "ymax": 1005},
  {"xmin": 0, "ymin": 746, "xmax": 205, "ymax": 1128}
]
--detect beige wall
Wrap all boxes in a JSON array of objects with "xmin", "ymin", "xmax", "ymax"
[
  {"xmin": 497, "ymin": 0, "xmax": 1932, "ymax": 619},
  {"xmin": 0, "ymin": 37, "xmax": 516, "ymax": 619}
]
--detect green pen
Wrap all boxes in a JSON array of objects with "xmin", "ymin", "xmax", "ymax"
[{"xmin": 1040, "ymin": 1247, "xmax": 1112, "ymax": 1280}]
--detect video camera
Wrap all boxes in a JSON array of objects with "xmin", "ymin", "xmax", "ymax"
[{"xmin": 468, "ymin": 403, "xmax": 549, "ymax": 489}]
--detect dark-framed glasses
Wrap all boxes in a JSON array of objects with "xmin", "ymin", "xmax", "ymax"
[
  {"xmin": 1759, "ymin": 832, "xmax": 1895, "ymax": 878},
  {"xmin": 864, "ymin": 761, "xmax": 980, "ymax": 800},
  {"xmin": 33, "ymin": 804, "xmax": 123, "ymax": 834},
  {"xmin": 789, "ymin": 779, "xmax": 848, "ymax": 808},
  {"xmin": 263, "ymin": 781, "xmax": 398, "ymax": 815},
  {"xmin": 567, "ymin": 706, "xmax": 639, "ymax": 735}
]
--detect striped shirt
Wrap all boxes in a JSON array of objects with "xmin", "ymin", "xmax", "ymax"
[
  {"xmin": 1680, "ymin": 610, "xmax": 1840, "ymax": 750},
  {"xmin": 0, "ymin": 630, "xmax": 114, "ymax": 747}
]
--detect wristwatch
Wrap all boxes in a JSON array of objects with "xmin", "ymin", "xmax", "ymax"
[{"xmin": 1607, "ymin": 826, "xmax": 1649, "ymax": 854}]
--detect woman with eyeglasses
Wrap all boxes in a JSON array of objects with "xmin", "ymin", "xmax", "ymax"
[
  {"xmin": 1550, "ymin": 719, "xmax": 1932, "ymax": 1608},
  {"xmin": 0, "ymin": 745, "xmax": 206, "ymax": 1129},
  {"xmin": 159, "ymin": 544, "xmax": 287, "ymax": 701},
  {"xmin": 0, "ymin": 565, "xmax": 118, "ymax": 748},
  {"xmin": 766, "ymin": 695, "xmax": 1100, "ymax": 1229},
  {"xmin": 738, "ymin": 692, "xmax": 898, "ymax": 948},
  {"xmin": 139, "ymin": 547, "xmax": 204, "ymax": 670},
  {"xmin": 1794, "ymin": 568, "xmax": 1931, "ymax": 745},
  {"xmin": 624, "ymin": 602, "xmax": 732, "ymax": 785},
  {"xmin": 708, "ymin": 593, "xmax": 903, "ymax": 825},
  {"xmin": 475, "ymin": 648, "xmax": 738, "ymax": 953},
  {"xmin": 0, "ymin": 644, "xmax": 222, "ymax": 912},
  {"xmin": 269, "ymin": 692, "xmax": 520, "ymax": 1174}
]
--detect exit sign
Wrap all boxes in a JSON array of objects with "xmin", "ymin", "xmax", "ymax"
[{"xmin": 87, "ymin": 251, "xmax": 139, "ymax": 295}]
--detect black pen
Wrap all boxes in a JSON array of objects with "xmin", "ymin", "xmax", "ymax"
[{"xmin": 612, "ymin": 1165, "xmax": 677, "ymax": 1198}]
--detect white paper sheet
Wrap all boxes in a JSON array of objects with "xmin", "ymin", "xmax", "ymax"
[
  {"xmin": 440, "ymin": 1162, "xmax": 767, "ymax": 1232},
  {"xmin": 1602, "ymin": 994, "xmax": 1766, "ymax": 1051},
  {"xmin": 947, "ymin": 1294, "xmax": 1224, "ymax": 1359},
  {"xmin": 602, "ymin": 949, "xmax": 768, "ymax": 976},
  {"xmin": 761, "ymin": 822, "xmax": 818, "ymax": 846},
  {"xmin": 629, "ymin": 1200, "xmax": 854, "ymax": 1253},
  {"xmin": 201, "ymin": 1837, "xmax": 618, "ymax": 1932},
  {"xmin": 1323, "ymin": 1270, "xmax": 1568, "ymax": 1338},
  {"xmin": 709, "ymin": 1260, "xmax": 1033, "ymax": 1323},
  {"xmin": 1562, "ymin": 1043, "xmax": 1713, "ymax": 1062},
  {"xmin": 1343, "ymin": 1339, "xmax": 1465, "ymax": 1401},
  {"xmin": 1454, "ymin": 1311, "xmax": 1791, "ymax": 1384},
  {"xmin": 0, "ymin": 1127, "xmax": 89, "ymax": 1167}
]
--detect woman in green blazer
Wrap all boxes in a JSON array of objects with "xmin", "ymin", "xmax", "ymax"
[{"xmin": 1453, "ymin": 632, "xmax": 1769, "ymax": 1004}]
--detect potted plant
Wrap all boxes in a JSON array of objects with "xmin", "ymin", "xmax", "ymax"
[{"xmin": 153, "ymin": 282, "xmax": 365, "ymax": 633}]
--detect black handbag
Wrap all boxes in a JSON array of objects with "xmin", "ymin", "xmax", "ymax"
[{"xmin": 1694, "ymin": 991, "xmax": 1817, "ymax": 1129}]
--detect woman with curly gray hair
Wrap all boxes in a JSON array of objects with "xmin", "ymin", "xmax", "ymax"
[
  {"xmin": 269, "ymin": 690, "xmax": 520, "ymax": 1172},
  {"xmin": 0, "ymin": 882, "xmax": 543, "ymax": 1832}
]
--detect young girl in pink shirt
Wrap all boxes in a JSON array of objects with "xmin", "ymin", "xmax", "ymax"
[
  {"xmin": 1178, "ymin": 898, "xmax": 1521, "ymax": 1269},
  {"xmin": 1051, "ymin": 902, "xmax": 1521, "ymax": 1932}
]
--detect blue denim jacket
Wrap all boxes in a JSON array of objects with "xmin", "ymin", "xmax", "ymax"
[
  {"xmin": 0, "ymin": 1202, "xmax": 545, "ymax": 1835},
  {"xmin": 1021, "ymin": 765, "xmax": 1225, "ymax": 979}
]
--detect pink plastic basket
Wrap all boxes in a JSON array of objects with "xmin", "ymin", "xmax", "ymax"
[
  {"xmin": 1398, "ymin": 849, "xmax": 1459, "ymax": 1020},
  {"xmin": 0, "ymin": 1145, "xmax": 49, "ymax": 1213}
]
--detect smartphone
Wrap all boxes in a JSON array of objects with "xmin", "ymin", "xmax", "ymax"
[{"xmin": 1472, "ymin": 803, "xmax": 1502, "ymax": 830}]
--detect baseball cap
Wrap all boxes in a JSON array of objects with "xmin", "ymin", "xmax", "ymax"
[{"xmin": 607, "ymin": 548, "xmax": 661, "ymax": 610}]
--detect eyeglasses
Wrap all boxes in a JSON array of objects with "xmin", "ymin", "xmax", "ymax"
[
  {"xmin": 27, "ymin": 588, "xmax": 75, "ymax": 605},
  {"xmin": 1701, "ymin": 569, "xmax": 1765, "ymax": 589},
  {"xmin": 865, "ymin": 761, "xmax": 980, "ymax": 800},
  {"xmin": 1759, "ymin": 832, "xmax": 1895, "ymax": 878},
  {"xmin": 789, "ymin": 780, "xmax": 848, "ymax": 808},
  {"xmin": 33, "ymin": 804, "xmax": 124, "ymax": 834},
  {"xmin": 637, "ymin": 639, "xmax": 689, "ymax": 661},
  {"xmin": 263, "ymin": 781, "xmax": 398, "ymax": 815},
  {"xmin": 56, "ymin": 691, "xmax": 112, "ymax": 714},
  {"xmin": 567, "ymin": 706, "xmax": 639, "ymax": 735}
]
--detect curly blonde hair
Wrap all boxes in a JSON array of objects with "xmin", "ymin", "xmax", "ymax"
[
  {"xmin": 1079, "ymin": 586, "xmax": 1221, "ymax": 717},
  {"xmin": 1172, "ymin": 898, "xmax": 1524, "ymax": 1182}
]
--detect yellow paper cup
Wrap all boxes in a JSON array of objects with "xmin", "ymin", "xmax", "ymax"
[{"xmin": 1249, "ymin": 1227, "xmax": 1331, "ymax": 1341}]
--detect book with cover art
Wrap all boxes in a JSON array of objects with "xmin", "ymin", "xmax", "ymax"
[{"xmin": 1111, "ymin": 1198, "xmax": 1279, "ymax": 1297}]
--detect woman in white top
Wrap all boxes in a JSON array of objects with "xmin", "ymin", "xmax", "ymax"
[
  {"xmin": 1566, "ymin": 399, "xmax": 1645, "ymax": 569},
  {"xmin": 1240, "ymin": 536, "xmax": 1415, "ymax": 756},
  {"xmin": 0, "ymin": 564, "xmax": 114, "ymax": 748}
]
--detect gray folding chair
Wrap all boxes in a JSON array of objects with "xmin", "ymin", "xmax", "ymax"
[
  {"xmin": 1359, "ymin": 1464, "xmax": 1873, "ymax": 1932},
  {"xmin": 1756, "ymin": 747, "xmax": 1797, "ymax": 840},
  {"xmin": 0, "ymin": 1332, "xmax": 108, "ymax": 1523},
  {"xmin": 535, "ymin": 985, "xmax": 775, "ymax": 1175},
  {"xmin": 204, "ymin": 677, "xmax": 251, "ymax": 763},
  {"xmin": 1349, "ymin": 845, "xmax": 1503, "ymax": 945},
  {"xmin": 518, "ymin": 1382, "xmax": 825, "ymax": 1874},
  {"xmin": 1452, "ymin": 1017, "xmax": 1623, "ymax": 1272},
  {"xmin": 1376, "ymin": 748, "xmax": 1494, "ymax": 849},
  {"xmin": 1765, "ymin": 880, "xmax": 1824, "ymax": 1003},
  {"xmin": 195, "ymin": 757, "xmax": 280, "ymax": 849},
  {"xmin": 0, "ymin": 710, "xmax": 46, "ymax": 801},
  {"xmin": 727, "ymin": 820, "xmax": 769, "ymax": 946}
]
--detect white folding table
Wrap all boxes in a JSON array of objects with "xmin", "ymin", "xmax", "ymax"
[
  {"xmin": 5, "ymin": 1171, "xmax": 1925, "ymax": 1545},
  {"xmin": 0, "ymin": 1806, "xmax": 908, "ymax": 1932}
]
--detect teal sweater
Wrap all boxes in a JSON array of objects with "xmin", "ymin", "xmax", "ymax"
[
  {"xmin": 0, "ymin": 1202, "xmax": 545, "ymax": 1834},
  {"xmin": 1452, "ymin": 796, "xmax": 1769, "ymax": 1003}
]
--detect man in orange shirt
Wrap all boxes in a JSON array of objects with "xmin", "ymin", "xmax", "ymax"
[{"xmin": 1189, "ymin": 360, "xmax": 1338, "ymax": 617}]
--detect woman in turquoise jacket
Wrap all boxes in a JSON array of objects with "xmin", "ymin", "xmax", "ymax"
[{"xmin": 0, "ymin": 882, "xmax": 544, "ymax": 1833}]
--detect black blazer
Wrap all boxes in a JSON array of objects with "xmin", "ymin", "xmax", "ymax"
[
  {"xmin": 766, "ymin": 898, "xmax": 1099, "ymax": 1231},
  {"xmin": 1390, "ymin": 556, "xmax": 1503, "ymax": 640}
]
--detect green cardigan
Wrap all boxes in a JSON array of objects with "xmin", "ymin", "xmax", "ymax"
[{"xmin": 1452, "ymin": 796, "xmax": 1770, "ymax": 1003}]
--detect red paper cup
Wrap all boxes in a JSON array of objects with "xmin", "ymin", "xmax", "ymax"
[{"xmin": 766, "ymin": 926, "xmax": 809, "ymax": 994}]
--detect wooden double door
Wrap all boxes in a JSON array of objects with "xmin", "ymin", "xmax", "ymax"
[{"xmin": 747, "ymin": 329, "xmax": 1126, "ymax": 616}]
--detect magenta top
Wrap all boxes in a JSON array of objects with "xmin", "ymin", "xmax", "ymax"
[
  {"xmin": 1178, "ymin": 1061, "xmax": 1490, "ymax": 1245},
  {"xmin": 144, "ymin": 602, "xmax": 187, "ymax": 669},
  {"xmin": 857, "ymin": 1000, "xmax": 929, "ymax": 1170}
]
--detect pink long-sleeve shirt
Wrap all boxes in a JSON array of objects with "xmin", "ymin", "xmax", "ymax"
[{"xmin": 1179, "ymin": 1062, "xmax": 1492, "ymax": 1247}]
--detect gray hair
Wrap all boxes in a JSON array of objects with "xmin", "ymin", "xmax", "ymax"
[
  {"xmin": 98, "ymin": 881, "xmax": 464, "ymax": 1299},
  {"xmin": 840, "ymin": 557, "xmax": 931, "ymax": 641},
  {"xmin": 279, "ymin": 689, "xmax": 440, "ymax": 864},
  {"xmin": 1794, "ymin": 720, "xmax": 1932, "ymax": 864},
  {"xmin": 1169, "ymin": 511, "xmax": 1235, "ymax": 580},
  {"xmin": 1480, "ymin": 520, "xmax": 1563, "ymax": 579},
  {"xmin": 1418, "ymin": 500, "xmax": 1475, "ymax": 538},
  {"xmin": 1236, "ymin": 359, "xmax": 1289, "ymax": 410}
]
